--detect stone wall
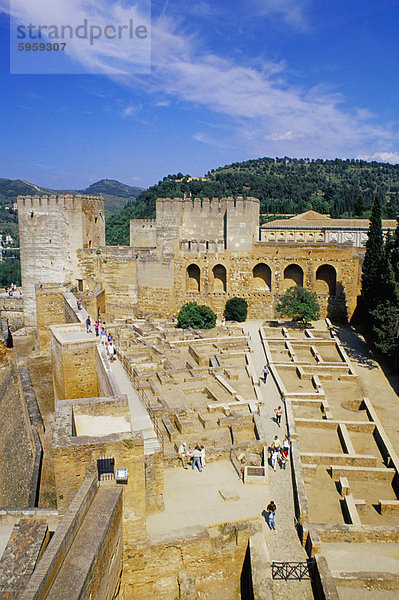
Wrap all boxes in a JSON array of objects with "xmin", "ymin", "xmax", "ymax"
[
  {"xmin": 36, "ymin": 286, "xmax": 68, "ymax": 351},
  {"xmin": 20, "ymin": 474, "xmax": 122, "ymax": 600},
  {"xmin": 0, "ymin": 295, "xmax": 24, "ymax": 331},
  {"xmin": 50, "ymin": 325, "xmax": 98, "ymax": 402},
  {"xmin": 0, "ymin": 359, "xmax": 35, "ymax": 507},
  {"xmin": 52, "ymin": 398, "xmax": 146, "ymax": 534},
  {"xmin": 121, "ymin": 519, "xmax": 258, "ymax": 600},
  {"xmin": 17, "ymin": 195, "xmax": 104, "ymax": 326},
  {"xmin": 171, "ymin": 243, "xmax": 361, "ymax": 321}
]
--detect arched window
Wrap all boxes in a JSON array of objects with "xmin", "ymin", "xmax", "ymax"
[
  {"xmin": 252, "ymin": 263, "xmax": 271, "ymax": 290},
  {"xmin": 316, "ymin": 265, "xmax": 336, "ymax": 295},
  {"xmin": 186, "ymin": 264, "xmax": 200, "ymax": 292},
  {"xmin": 283, "ymin": 264, "xmax": 303, "ymax": 289},
  {"xmin": 212, "ymin": 264, "xmax": 226, "ymax": 292}
]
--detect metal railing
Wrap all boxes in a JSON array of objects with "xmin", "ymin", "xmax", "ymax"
[{"xmin": 271, "ymin": 560, "xmax": 315, "ymax": 581}]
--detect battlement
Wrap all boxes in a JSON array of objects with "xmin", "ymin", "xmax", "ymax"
[
  {"xmin": 156, "ymin": 196, "xmax": 259, "ymax": 217},
  {"xmin": 17, "ymin": 194, "xmax": 103, "ymax": 210}
]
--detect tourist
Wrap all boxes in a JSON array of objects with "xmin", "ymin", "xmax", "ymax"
[
  {"xmin": 86, "ymin": 316, "xmax": 92, "ymax": 333},
  {"xmin": 221, "ymin": 316, "xmax": 226, "ymax": 327},
  {"xmin": 271, "ymin": 435, "xmax": 281, "ymax": 449},
  {"xmin": 274, "ymin": 405, "xmax": 282, "ymax": 427},
  {"xmin": 266, "ymin": 500, "xmax": 276, "ymax": 529},
  {"xmin": 108, "ymin": 341, "xmax": 115, "ymax": 362},
  {"xmin": 77, "ymin": 297, "xmax": 82, "ymax": 310},
  {"xmin": 94, "ymin": 320, "xmax": 99, "ymax": 337},
  {"xmin": 271, "ymin": 448, "xmax": 279, "ymax": 472},
  {"xmin": 260, "ymin": 364, "xmax": 269, "ymax": 383},
  {"xmin": 280, "ymin": 449, "xmax": 286, "ymax": 470},
  {"xmin": 283, "ymin": 436, "xmax": 290, "ymax": 459},
  {"xmin": 177, "ymin": 442, "xmax": 188, "ymax": 469},
  {"xmin": 100, "ymin": 325, "xmax": 107, "ymax": 345},
  {"xmin": 192, "ymin": 445, "xmax": 202, "ymax": 472},
  {"xmin": 200, "ymin": 444, "xmax": 206, "ymax": 469}
]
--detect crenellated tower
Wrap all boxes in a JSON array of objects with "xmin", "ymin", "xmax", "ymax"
[{"xmin": 17, "ymin": 194, "xmax": 105, "ymax": 326}]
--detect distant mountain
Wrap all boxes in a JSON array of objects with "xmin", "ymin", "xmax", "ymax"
[{"xmin": 0, "ymin": 178, "xmax": 144, "ymax": 216}]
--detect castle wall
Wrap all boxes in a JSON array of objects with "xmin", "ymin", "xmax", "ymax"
[
  {"xmin": 77, "ymin": 247, "xmax": 138, "ymax": 319},
  {"xmin": 121, "ymin": 520, "xmax": 256, "ymax": 600},
  {"xmin": 52, "ymin": 397, "xmax": 147, "ymax": 549},
  {"xmin": 171, "ymin": 243, "xmax": 361, "ymax": 321},
  {"xmin": 130, "ymin": 219, "xmax": 157, "ymax": 248},
  {"xmin": 50, "ymin": 324, "xmax": 98, "ymax": 403},
  {"xmin": 36, "ymin": 286, "xmax": 68, "ymax": 351},
  {"xmin": 0, "ymin": 361, "xmax": 35, "ymax": 507},
  {"xmin": 17, "ymin": 195, "xmax": 104, "ymax": 327}
]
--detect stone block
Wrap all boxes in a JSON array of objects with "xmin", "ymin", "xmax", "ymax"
[{"xmin": 218, "ymin": 489, "xmax": 240, "ymax": 502}]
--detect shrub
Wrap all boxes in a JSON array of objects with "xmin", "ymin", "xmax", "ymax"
[
  {"xmin": 177, "ymin": 301, "xmax": 217, "ymax": 329},
  {"xmin": 224, "ymin": 297, "xmax": 248, "ymax": 322}
]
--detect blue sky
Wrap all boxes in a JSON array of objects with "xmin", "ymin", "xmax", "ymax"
[{"xmin": 1, "ymin": 0, "xmax": 399, "ymax": 189}]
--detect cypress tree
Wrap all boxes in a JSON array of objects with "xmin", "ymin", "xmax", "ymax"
[
  {"xmin": 369, "ymin": 257, "xmax": 399, "ymax": 356},
  {"xmin": 390, "ymin": 218, "xmax": 399, "ymax": 285},
  {"xmin": 361, "ymin": 195, "xmax": 384, "ymax": 309}
]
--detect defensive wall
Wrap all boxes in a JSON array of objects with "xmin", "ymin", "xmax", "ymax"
[
  {"xmin": 17, "ymin": 195, "xmax": 104, "ymax": 327},
  {"xmin": 16, "ymin": 193, "xmax": 369, "ymax": 330}
]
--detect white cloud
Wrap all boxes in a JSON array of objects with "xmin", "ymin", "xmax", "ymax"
[
  {"xmin": 357, "ymin": 152, "xmax": 399, "ymax": 164},
  {"xmin": 2, "ymin": 0, "xmax": 397, "ymax": 160},
  {"xmin": 250, "ymin": 0, "xmax": 311, "ymax": 30},
  {"xmin": 123, "ymin": 104, "xmax": 136, "ymax": 116}
]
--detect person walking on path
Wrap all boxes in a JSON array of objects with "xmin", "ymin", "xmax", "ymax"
[
  {"xmin": 266, "ymin": 500, "xmax": 276, "ymax": 530},
  {"xmin": 192, "ymin": 445, "xmax": 202, "ymax": 472},
  {"xmin": 271, "ymin": 435, "xmax": 281, "ymax": 449},
  {"xmin": 260, "ymin": 364, "xmax": 269, "ymax": 383},
  {"xmin": 271, "ymin": 448, "xmax": 279, "ymax": 472},
  {"xmin": 94, "ymin": 321, "xmax": 99, "ymax": 337},
  {"xmin": 200, "ymin": 444, "xmax": 206, "ymax": 469},
  {"xmin": 177, "ymin": 442, "xmax": 188, "ymax": 469},
  {"xmin": 86, "ymin": 316, "xmax": 92, "ymax": 333},
  {"xmin": 283, "ymin": 435, "xmax": 290, "ymax": 459},
  {"xmin": 274, "ymin": 405, "xmax": 282, "ymax": 427},
  {"xmin": 100, "ymin": 325, "xmax": 107, "ymax": 345}
]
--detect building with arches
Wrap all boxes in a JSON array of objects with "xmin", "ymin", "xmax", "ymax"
[{"xmin": 17, "ymin": 195, "xmax": 374, "ymax": 328}]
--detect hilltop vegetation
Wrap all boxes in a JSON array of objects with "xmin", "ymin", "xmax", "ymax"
[
  {"xmin": 105, "ymin": 158, "xmax": 399, "ymax": 244},
  {"xmin": 0, "ymin": 178, "xmax": 143, "ymax": 217}
]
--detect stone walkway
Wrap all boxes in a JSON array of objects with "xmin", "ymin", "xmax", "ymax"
[
  {"xmin": 97, "ymin": 338, "xmax": 161, "ymax": 455},
  {"xmin": 243, "ymin": 321, "xmax": 314, "ymax": 600}
]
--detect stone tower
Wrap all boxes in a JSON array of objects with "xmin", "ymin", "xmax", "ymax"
[{"xmin": 17, "ymin": 194, "xmax": 105, "ymax": 326}]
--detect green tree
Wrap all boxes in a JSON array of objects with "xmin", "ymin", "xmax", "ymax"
[
  {"xmin": 224, "ymin": 297, "xmax": 248, "ymax": 322},
  {"xmin": 277, "ymin": 286, "xmax": 320, "ymax": 324},
  {"xmin": 361, "ymin": 195, "xmax": 384, "ymax": 309},
  {"xmin": 369, "ymin": 258, "xmax": 398, "ymax": 356},
  {"xmin": 0, "ymin": 258, "xmax": 21, "ymax": 287},
  {"xmin": 177, "ymin": 301, "xmax": 216, "ymax": 329}
]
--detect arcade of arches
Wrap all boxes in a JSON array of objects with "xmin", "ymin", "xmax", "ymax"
[{"xmin": 185, "ymin": 262, "xmax": 337, "ymax": 296}]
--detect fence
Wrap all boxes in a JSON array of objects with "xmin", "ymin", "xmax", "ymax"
[{"xmin": 271, "ymin": 560, "xmax": 315, "ymax": 581}]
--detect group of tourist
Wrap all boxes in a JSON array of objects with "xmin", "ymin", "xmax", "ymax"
[
  {"xmin": 84, "ymin": 313, "xmax": 117, "ymax": 362},
  {"xmin": 177, "ymin": 442, "xmax": 206, "ymax": 472},
  {"xmin": 4, "ymin": 283, "xmax": 18, "ymax": 297},
  {"xmin": 269, "ymin": 434, "xmax": 290, "ymax": 472}
]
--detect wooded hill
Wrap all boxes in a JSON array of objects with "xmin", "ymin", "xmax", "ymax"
[{"xmin": 105, "ymin": 157, "xmax": 399, "ymax": 245}]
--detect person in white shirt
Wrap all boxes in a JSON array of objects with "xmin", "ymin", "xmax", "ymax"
[
  {"xmin": 177, "ymin": 442, "xmax": 188, "ymax": 469},
  {"xmin": 200, "ymin": 445, "xmax": 206, "ymax": 469}
]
